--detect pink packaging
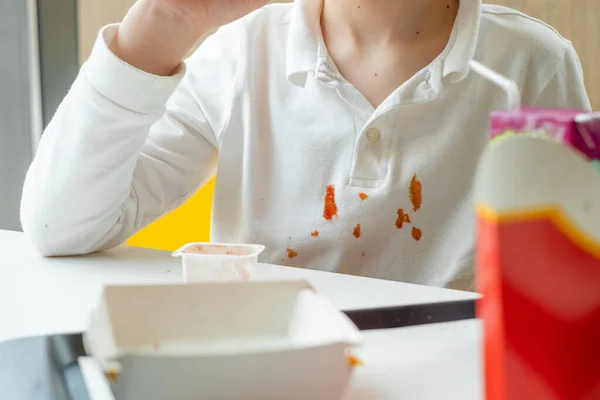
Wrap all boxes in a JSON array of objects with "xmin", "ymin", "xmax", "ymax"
[{"xmin": 490, "ymin": 107, "xmax": 600, "ymax": 160}]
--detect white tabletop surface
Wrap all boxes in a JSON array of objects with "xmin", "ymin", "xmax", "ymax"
[{"xmin": 0, "ymin": 229, "xmax": 482, "ymax": 399}]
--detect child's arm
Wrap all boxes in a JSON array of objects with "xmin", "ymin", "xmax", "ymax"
[
  {"xmin": 20, "ymin": 23, "xmax": 239, "ymax": 256},
  {"xmin": 533, "ymin": 44, "xmax": 592, "ymax": 111}
]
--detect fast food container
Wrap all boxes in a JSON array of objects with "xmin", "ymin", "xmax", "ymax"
[{"xmin": 84, "ymin": 281, "xmax": 361, "ymax": 400}]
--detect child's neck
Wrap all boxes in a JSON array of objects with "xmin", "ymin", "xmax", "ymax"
[
  {"xmin": 320, "ymin": 0, "xmax": 460, "ymax": 108},
  {"xmin": 321, "ymin": 0, "xmax": 459, "ymax": 45}
]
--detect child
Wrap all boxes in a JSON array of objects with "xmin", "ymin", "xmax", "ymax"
[{"xmin": 21, "ymin": 0, "xmax": 590, "ymax": 290}]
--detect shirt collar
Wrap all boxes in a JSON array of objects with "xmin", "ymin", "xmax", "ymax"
[
  {"xmin": 286, "ymin": 0, "xmax": 322, "ymax": 87},
  {"xmin": 442, "ymin": 0, "xmax": 483, "ymax": 83},
  {"xmin": 286, "ymin": 0, "xmax": 483, "ymax": 87}
]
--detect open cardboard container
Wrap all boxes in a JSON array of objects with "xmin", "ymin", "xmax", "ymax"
[{"xmin": 84, "ymin": 280, "xmax": 361, "ymax": 400}]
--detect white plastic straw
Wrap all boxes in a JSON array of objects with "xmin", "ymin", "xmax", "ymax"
[
  {"xmin": 575, "ymin": 112, "xmax": 599, "ymax": 151},
  {"xmin": 469, "ymin": 60, "xmax": 521, "ymax": 110}
]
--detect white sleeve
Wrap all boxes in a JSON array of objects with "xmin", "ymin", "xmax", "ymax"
[
  {"xmin": 21, "ymin": 24, "xmax": 238, "ymax": 256},
  {"xmin": 534, "ymin": 43, "xmax": 592, "ymax": 111}
]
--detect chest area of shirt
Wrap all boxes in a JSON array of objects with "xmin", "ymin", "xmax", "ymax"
[
  {"xmin": 223, "ymin": 79, "xmax": 492, "ymax": 190},
  {"xmin": 216, "ymin": 83, "xmax": 487, "ymax": 262}
]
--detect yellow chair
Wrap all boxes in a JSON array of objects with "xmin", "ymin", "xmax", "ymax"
[{"xmin": 127, "ymin": 178, "xmax": 215, "ymax": 251}]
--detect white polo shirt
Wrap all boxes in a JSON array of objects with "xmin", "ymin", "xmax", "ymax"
[{"xmin": 21, "ymin": 0, "xmax": 591, "ymax": 290}]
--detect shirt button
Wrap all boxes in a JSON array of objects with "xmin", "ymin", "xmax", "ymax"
[{"xmin": 366, "ymin": 128, "xmax": 381, "ymax": 144}]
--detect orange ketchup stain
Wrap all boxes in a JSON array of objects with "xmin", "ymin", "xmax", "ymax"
[
  {"xmin": 287, "ymin": 248, "xmax": 298, "ymax": 259},
  {"xmin": 358, "ymin": 192, "xmax": 369, "ymax": 201},
  {"xmin": 311, "ymin": 231, "xmax": 319, "ymax": 237},
  {"xmin": 353, "ymin": 224, "xmax": 361, "ymax": 238},
  {"xmin": 346, "ymin": 354, "xmax": 364, "ymax": 369},
  {"xmin": 105, "ymin": 370, "xmax": 120, "ymax": 382},
  {"xmin": 410, "ymin": 174, "xmax": 422, "ymax": 212},
  {"xmin": 323, "ymin": 185, "xmax": 338, "ymax": 220},
  {"xmin": 395, "ymin": 209, "xmax": 411, "ymax": 229},
  {"xmin": 412, "ymin": 227, "xmax": 423, "ymax": 241}
]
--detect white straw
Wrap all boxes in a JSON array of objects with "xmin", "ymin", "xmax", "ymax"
[
  {"xmin": 469, "ymin": 60, "xmax": 521, "ymax": 110},
  {"xmin": 575, "ymin": 113, "xmax": 599, "ymax": 151}
]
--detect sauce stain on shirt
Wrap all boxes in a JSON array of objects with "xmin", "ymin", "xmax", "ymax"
[
  {"xmin": 353, "ymin": 224, "xmax": 361, "ymax": 238},
  {"xmin": 410, "ymin": 174, "xmax": 422, "ymax": 212},
  {"xmin": 395, "ymin": 209, "xmax": 411, "ymax": 229},
  {"xmin": 323, "ymin": 185, "xmax": 339, "ymax": 220},
  {"xmin": 287, "ymin": 248, "xmax": 298, "ymax": 259},
  {"xmin": 311, "ymin": 231, "xmax": 320, "ymax": 237},
  {"xmin": 394, "ymin": 175, "xmax": 424, "ymax": 241},
  {"xmin": 358, "ymin": 192, "xmax": 369, "ymax": 201},
  {"xmin": 412, "ymin": 227, "xmax": 423, "ymax": 241}
]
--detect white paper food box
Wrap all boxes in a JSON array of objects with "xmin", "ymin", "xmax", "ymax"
[{"xmin": 84, "ymin": 280, "xmax": 361, "ymax": 400}]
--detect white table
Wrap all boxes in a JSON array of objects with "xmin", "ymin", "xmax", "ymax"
[{"xmin": 0, "ymin": 229, "xmax": 482, "ymax": 399}]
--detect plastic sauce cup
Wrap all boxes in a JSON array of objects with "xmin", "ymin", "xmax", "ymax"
[{"xmin": 172, "ymin": 243, "xmax": 266, "ymax": 283}]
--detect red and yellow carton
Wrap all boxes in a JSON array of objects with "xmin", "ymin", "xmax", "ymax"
[{"xmin": 475, "ymin": 134, "xmax": 600, "ymax": 400}]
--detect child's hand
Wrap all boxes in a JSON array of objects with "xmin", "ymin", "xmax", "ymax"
[{"xmin": 111, "ymin": 0, "xmax": 268, "ymax": 76}]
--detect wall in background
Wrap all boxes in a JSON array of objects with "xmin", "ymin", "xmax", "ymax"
[
  {"xmin": 38, "ymin": 0, "xmax": 79, "ymax": 127},
  {"xmin": 0, "ymin": 0, "xmax": 33, "ymax": 230},
  {"xmin": 76, "ymin": 0, "xmax": 600, "ymax": 250},
  {"xmin": 1, "ymin": 0, "xmax": 81, "ymax": 232},
  {"xmin": 78, "ymin": 0, "xmax": 133, "ymax": 64},
  {"xmin": 0, "ymin": 0, "xmax": 39, "ymax": 231}
]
